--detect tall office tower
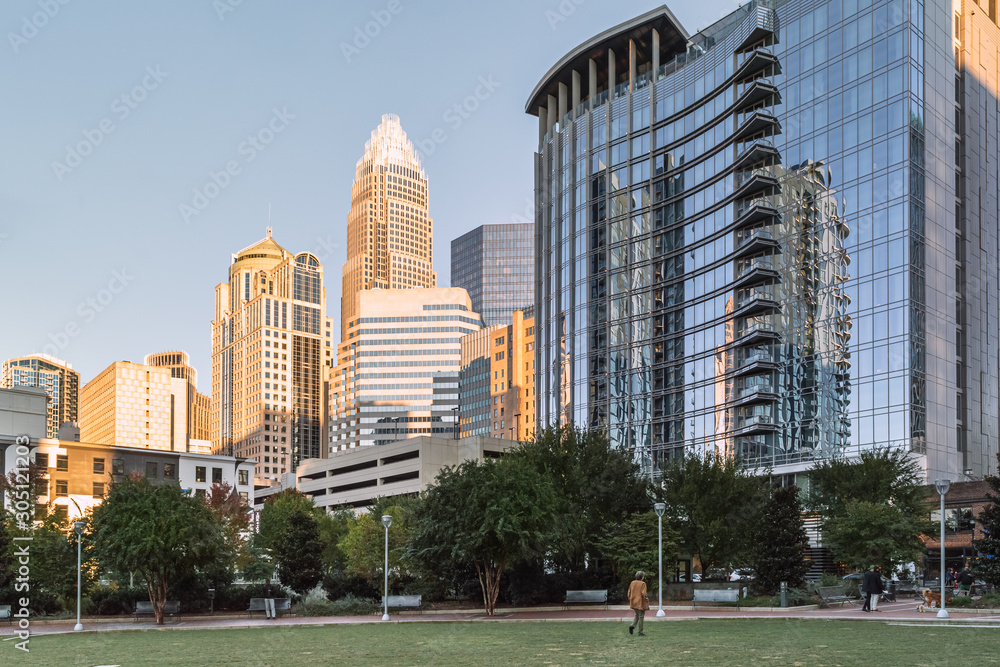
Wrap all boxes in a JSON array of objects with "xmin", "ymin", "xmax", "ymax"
[
  {"xmin": 2, "ymin": 354, "xmax": 79, "ymax": 439},
  {"xmin": 459, "ymin": 308, "xmax": 536, "ymax": 440},
  {"xmin": 526, "ymin": 1, "xmax": 999, "ymax": 482},
  {"xmin": 342, "ymin": 113, "xmax": 436, "ymax": 341},
  {"xmin": 144, "ymin": 351, "xmax": 211, "ymax": 443},
  {"xmin": 211, "ymin": 229, "xmax": 333, "ymax": 483},
  {"xmin": 328, "ymin": 288, "xmax": 481, "ymax": 450},
  {"xmin": 80, "ymin": 361, "xmax": 189, "ymax": 451},
  {"xmin": 450, "ymin": 223, "xmax": 535, "ymax": 326}
]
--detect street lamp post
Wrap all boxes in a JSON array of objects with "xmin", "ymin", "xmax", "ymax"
[
  {"xmin": 382, "ymin": 515, "xmax": 392, "ymax": 621},
  {"xmin": 934, "ymin": 479, "xmax": 951, "ymax": 619},
  {"xmin": 654, "ymin": 502, "xmax": 666, "ymax": 617},
  {"xmin": 73, "ymin": 521, "xmax": 85, "ymax": 632}
]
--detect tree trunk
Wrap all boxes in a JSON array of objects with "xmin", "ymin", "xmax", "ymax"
[{"xmin": 148, "ymin": 577, "xmax": 167, "ymax": 625}]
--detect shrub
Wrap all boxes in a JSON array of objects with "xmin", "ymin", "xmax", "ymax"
[
  {"xmin": 328, "ymin": 594, "xmax": 380, "ymax": 616},
  {"xmin": 322, "ymin": 570, "xmax": 377, "ymax": 601},
  {"xmin": 87, "ymin": 585, "xmax": 146, "ymax": 616}
]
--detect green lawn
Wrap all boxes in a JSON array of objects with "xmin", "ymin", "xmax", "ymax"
[{"xmin": 18, "ymin": 619, "xmax": 1000, "ymax": 666}]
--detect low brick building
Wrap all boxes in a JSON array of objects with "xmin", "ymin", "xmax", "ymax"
[{"xmin": 923, "ymin": 480, "xmax": 993, "ymax": 576}]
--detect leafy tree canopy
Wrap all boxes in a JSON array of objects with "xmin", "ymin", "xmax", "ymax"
[
  {"xmin": 511, "ymin": 426, "xmax": 650, "ymax": 572},
  {"xmin": 90, "ymin": 476, "xmax": 223, "ymax": 624},
  {"xmin": 408, "ymin": 456, "xmax": 556, "ymax": 615},
  {"xmin": 973, "ymin": 453, "xmax": 1000, "ymax": 586},
  {"xmin": 274, "ymin": 509, "xmax": 324, "ymax": 596},
  {"xmin": 807, "ymin": 448, "xmax": 929, "ymax": 517},
  {"xmin": 749, "ymin": 485, "xmax": 811, "ymax": 595},
  {"xmin": 822, "ymin": 499, "xmax": 930, "ymax": 573},
  {"xmin": 656, "ymin": 452, "xmax": 767, "ymax": 577},
  {"xmin": 596, "ymin": 512, "xmax": 676, "ymax": 591}
]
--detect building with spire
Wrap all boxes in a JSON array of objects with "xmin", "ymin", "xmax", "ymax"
[
  {"xmin": 211, "ymin": 228, "xmax": 333, "ymax": 484},
  {"xmin": 342, "ymin": 114, "xmax": 436, "ymax": 341},
  {"xmin": 2, "ymin": 354, "xmax": 79, "ymax": 439}
]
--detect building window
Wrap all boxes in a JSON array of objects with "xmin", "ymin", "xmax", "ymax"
[
  {"xmin": 196, "ymin": 466, "xmax": 206, "ymax": 483},
  {"xmin": 238, "ymin": 470, "xmax": 249, "ymax": 486},
  {"xmin": 35, "ymin": 453, "xmax": 49, "ymax": 468},
  {"xmin": 53, "ymin": 505, "xmax": 68, "ymax": 521},
  {"xmin": 146, "ymin": 462, "xmax": 157, "ymax": 478},
  {"xmin": 163, "ymin": 463, "xmax": 176, "ymax": 480},
  {"xmin": 212, "ymin": 468, "xmax": 223, "ymax": 484},
  {"xmin": 56, "ymin": 454, "xmax": 68, "ymax": 471},
  {"xmin": 55, "ymin": 480, "xmax": 68, "ymax": 497},
  {"xmin": 238, "ymin": 491, "xmax": 249, "ymax": 502},
  {"xmin": 195, "ymin": 489, "xmax": 206, "ymax": 500},
  {"xmin": 93, "ymin": 458, "xmax": 105, "ymax": 475},
  {"xmin": 112, "ymin": 459, "xmax": 124, "ymax": 475},
  {"xmin": 92, "ymin": 482, "xmax": 104, "ymax": 499},
  {"xmin": 37, "ymin": 479, "xmax": 49, "ymax": 496}
]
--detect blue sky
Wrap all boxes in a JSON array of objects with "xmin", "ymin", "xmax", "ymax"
[{"xmin": 0, "ymin": 0, "xmax": 735, "ymax": 386}]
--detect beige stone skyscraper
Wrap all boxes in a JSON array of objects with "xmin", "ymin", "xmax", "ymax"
[
  {"xmin": 211, "ymin": 229, "xmax": 333, "ymax": 484},
  {"xmin": 342, "ymin": 113, "xmax": 436, "ymax": 341},
  {"xmin": 144, "ymin": 351, "xmax": 211, "ymax": 443}
]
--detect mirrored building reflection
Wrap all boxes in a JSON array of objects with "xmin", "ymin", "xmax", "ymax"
[{"xmin": 526, "ymin": 0, "xmax": 1000, "ymax": 481}]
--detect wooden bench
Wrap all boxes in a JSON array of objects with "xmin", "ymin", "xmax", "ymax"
[
  {"xmin": 0, "ymin": 605, "xmax": 11, "ymax": 625},
  {"xmin": 249, "ymin": 597, "xmax": 292, "ymax": 618},
  {"xmin": 817, "ymin": 586, "xmax": 857, "ymax": 608},
  {"xmin": 133, "ymin": 600, "xmax": 181, "ymax": 622},
  {"xmin": 691, "ymin": 588, "xmax": 740, "ymax": 609},
  {"xmin": 563, "ymin": 590, "xmax": 608, "ymax": 609},
  {"xmin": 382, "ymin": 595, "xmax": 422, "ymax": 612}
]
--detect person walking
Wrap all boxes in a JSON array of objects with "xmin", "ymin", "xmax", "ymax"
[
  {"xmin": 263, "ymin": 579, "xmax": 276, "ymax": 620},
  {"xmin": 957, "ymin": 566, "xmax": 975, "ymax": 596},
  {"xmin": 627, "ymin": 571, "xmax": 650, "ymax": 636}
]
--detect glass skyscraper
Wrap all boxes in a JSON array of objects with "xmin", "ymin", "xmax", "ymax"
[
  {"xmin": 2, "ymin": 354, "xmax": 79, "ymax": 439},
  {"xmin": 526, "ymin": 0, "xmax": 999, "ymax": 482},
  {"xmin": 450, "ymin": 223, "xmax": 535, "ymax": 326}
]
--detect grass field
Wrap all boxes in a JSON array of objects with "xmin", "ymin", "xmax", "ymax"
[{"xmin": 19, "ymin": 618, "xmax": 1000, "ymax": 666}]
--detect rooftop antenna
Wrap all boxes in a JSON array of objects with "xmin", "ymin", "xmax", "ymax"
[{"xmin": 266, "ymin": 204, "xmax": 272, "ymax": 238}]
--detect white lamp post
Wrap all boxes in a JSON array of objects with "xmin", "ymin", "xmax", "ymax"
[
  {"xmin": 654, "ymin": 502, "xmax": 666, "ymax": 617},
  {"xmin": 73, "ymin": 521, "xmax": 85, "ymax": 632},
  {"xmin": 934, "ymin": 479, "xmax": 950, "ymax": 619},
  {"xmin": 382, "ymin": 514, "xmax": 392, "ymax": 621}
]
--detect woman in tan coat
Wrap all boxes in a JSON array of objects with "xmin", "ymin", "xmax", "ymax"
[{"xmin": 627, "ymin": 571, "xmax": 650, "ymax": 636}]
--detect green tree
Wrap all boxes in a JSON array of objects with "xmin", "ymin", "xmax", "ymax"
[
  {"xmin": 973, "ymin": 453, "xmax": 1000, "ymax": 586},
  {"xmin": 748, "ymin": 485, "xmax": 810, "ymax": 595},
  {"xmin": 203, "ymin": 482, "xmax": 250, "ymax": 587},
  {"xmin": 339, "ymin": 504, "xmax": 409, "ymax": 591},
  {"xmin": 257, "ymin": 489, "xmax": 319, "ymax": 551},
  {"xmin": 822, "ymin": 500, "xmax": 929, "ymax": 572},
  {"xmin": 596, "ymin": 512, "xmax": 676, "ymax": 591},
  {"xmin": 274, "ymin": 509, "xmax": 324, "ymax": 596},
  {"xmin": 408, "ymin": 457, "xmax": 556, "ymax": 615},
  {"xmin": 808, "ymin": 448, "xmax": 932, "ymax": 572},
  {"xmin": 657, "ymin": 452, "xmax": 766, "ymax": 577},
  {"xmin": 90, "ymin": 476, "xmax": 224, "ymax": 624},
  {"xmin": 512, "ymin": 426, "xmax": 650, "ymax": 574}
]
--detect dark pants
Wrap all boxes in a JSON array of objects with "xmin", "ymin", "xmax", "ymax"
[{"xmin": 862, "ymin": 592, "xmax": 871, "ymax": 610}]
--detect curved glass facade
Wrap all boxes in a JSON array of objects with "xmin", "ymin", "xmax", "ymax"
[{"xmin": 529, "ymin": 0, "xmax": 996, "ymax": 481}]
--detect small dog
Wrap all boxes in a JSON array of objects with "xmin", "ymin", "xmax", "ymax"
[{"xmin": 917, "ymin": 589, "xmax": 952, "ymax": 612}]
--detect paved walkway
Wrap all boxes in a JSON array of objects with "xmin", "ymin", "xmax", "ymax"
[{"xmin": 4, "ymin": 598, "xmax": 998, "ymax": 637}]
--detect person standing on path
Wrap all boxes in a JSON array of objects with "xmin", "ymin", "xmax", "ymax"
[
  {"xmin": 861, "ymin": 566, "xmax": 883, "ymax": 612},
  {"xmin": 263, "ymin": 579, "xmax": 276, "ymax": 620},
  {"xmin": 627, "ymin": 571, "xmax": 650, "ymax": 636}
]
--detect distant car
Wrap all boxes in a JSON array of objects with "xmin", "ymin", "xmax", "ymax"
[
  {"xmin": 730, "ymin": 569, "xmax": 754, "ymax": 581},
  {"xmin": 692, "ymin": 573, "xmax": 702, "ymax": 582}
]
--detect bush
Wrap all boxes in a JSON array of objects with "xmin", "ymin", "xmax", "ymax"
[
  {"xmin": 978, "ymin": 593, "xmax": 1000, "ymax": 608},
  {"xmin": 328, "ymin": 594, "xmax": 380, "ymax": 616},
  {"xmin": 215, "ymin": 582, "xmax": 292, "ymax": 612},
  {"xmin": 770, "ymin": 587, "xmax": 813, "ymax": 607},
  {"xmin": 322, "ymin": 570, "xmax": 377, "ymax": 601},
  {"xmin": 87, "ymin": 585, "xmax": 146, "ymax": 616},
  {"xmin": 948, "ymin": 595, "xmax": 973, "ymax": 608}
]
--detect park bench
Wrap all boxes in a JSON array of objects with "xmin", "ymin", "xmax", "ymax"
[
  {"xmin": 563, "ymin": 590, "xmax": 609, "ymax": 609},
  {"xmin": 691, "ymin": 588, "xmax": 741, "ymax": 609},
  {"xmin": 133, "ymin": 600, "xmax": 181, "ymax": 622},
  {"xmin": 382, "ymin": 595, "xmax": 422, "ymax": 612},
  {"xmin": 818, "ymin": 586, "xmax": 857, "ymax": 608},
  {"xmin": 0, "ymin": 605, "xmax": 11, "ymax": 625},
  {"xmin": 249, "ymin": 597, "xmax": 292, "ymax": 618}
]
